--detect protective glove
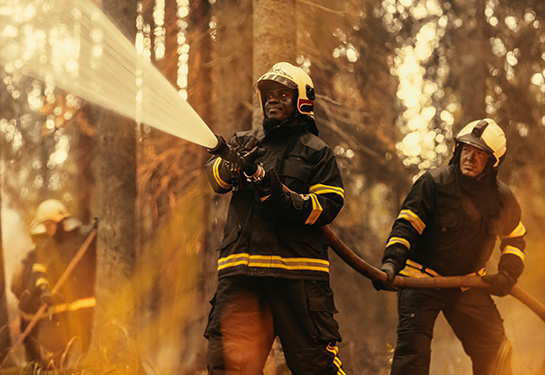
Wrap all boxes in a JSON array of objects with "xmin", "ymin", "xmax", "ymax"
[
  {"xmin": 482, "ymin": 271, "xmax": 516, "ymax": 297},
  {"xmin": 229, "ymin": 136, "xmax": 264, "ymax": 175},
  {"xmin": 372, "ymin": 261, "xmax": 398, "ymax": 291},
  {"xmin": 39, "ymin": 287, "xmax": 62, "ymax": 306},
  {"xmin": 253, "ymin": 169, "xmax": 284, "ymax": 200}
]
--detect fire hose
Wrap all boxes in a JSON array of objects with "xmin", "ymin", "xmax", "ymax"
[
  {"xmin": 321, "ymin": 225, "xmax": 545, "ymax": 324},
  {"xmin": 207, "ymin": 137, "xmax": 545, "ymax": 324}
]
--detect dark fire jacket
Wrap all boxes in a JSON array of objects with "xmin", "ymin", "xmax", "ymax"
[
  {"xmin": 384, "ymin": 164, "xmax": 526, "ymax": 277},
  {"xmin": 205, "ymin": 118, "xmax": 344, "ymax": 280}
]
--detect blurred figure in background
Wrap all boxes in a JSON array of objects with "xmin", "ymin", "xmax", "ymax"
[{"xmin": 11, "ymin": 199, "xmax": 97, "ymax": 368}]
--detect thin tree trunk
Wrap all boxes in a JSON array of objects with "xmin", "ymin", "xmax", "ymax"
[
  {"xmin": 252, "ymin": 0, "xmax": 296, "ymax": 128},
  {"xmin": 92, "ymin": 0, "xmax": 138, "ymax": 364},
  {"xmin": 187, "ymin": 0, "xmax": 214, "ymax": 371},
  {"xmin": 0, "ymin": 141, "xmax": 11, "ymax": 362}
]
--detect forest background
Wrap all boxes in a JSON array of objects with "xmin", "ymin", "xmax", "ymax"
[{"xmin": 1, "ymin": 0, "xmax": 545, "ymax": 374}]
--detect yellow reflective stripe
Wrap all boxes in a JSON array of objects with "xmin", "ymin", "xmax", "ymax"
[
  {"xmin": 326, "ymin": 343, "xmax": 346, "ymax": 375},
  {"xmin": 500, "ymin": 221, "xmax": 526, "ymax": 239},
  {"xmin": 386, "ymin": 236, "xmax": 411, "ymax": 250},
  {"xmin": 217, "ymin": 253, "xmax": 329, "ymax": 273},
  {"xmin": 67, "ymin": 297, "xmax": 96, "ymax": 311},
  {"xmin": 20, "ymin": 297, "xmax": 96, "ymax": 320},
  {"xmin": 304, "ymin": 193, "xmax": 323, "ymax": 225},
  {"xmin": 35, "ymin": 277, "xmax": 50, "ymax": 288},
  {"xmin": 32, "ymin": 264, "xmax": 47, "ymax": 273},
  {"xmin": 397, "ymin": 209, "xmax": 426, "ymax": 234},
  {"xmin": 399, "ymin": 259, "xmax": 441, "ymax": 278},
  {"xmin": 309, "ymin": 184, "xmax": 345, "ymax": 199},
  {"xmin": 49, "ymin": 297, "xmax": 96, "ymax": 314},
  {"xmin": 502, "ymin": 246, "xmax": 526, "ymax": 261},
  {"xmin": 213, "ymin": 158, "xmax": 231, "ymax": 190}
]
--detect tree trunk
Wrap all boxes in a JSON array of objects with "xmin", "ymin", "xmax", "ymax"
[
  {"xmin": 0, "ymin": 146, "xmax": 11, "ymax": 362},
  {"xmin": 454, "ymin": 0, "xmax": 488, "ymax": 125},
  {"xmin": 252, "ymin": 0, "xmax": 296, "ymax": 128},
  {"xmin": 92, "ymin": 0, "xmax": 138, "ymax": 364},
  {"xmin": 186, "ymin": 0, "xmax": 215, "ymax": 371}
]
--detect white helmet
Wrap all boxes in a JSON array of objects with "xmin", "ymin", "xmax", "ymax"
[
  {"xmin": 456, "ymin": 118, "xmax": 506, "ymax": 168},
  {"xmin": 257, "ymin": 62, "xmax": 316, "ymax": 117},
  {"xmin": 29, "ymin": 199, "xmax": 75, "ymax": 235}
]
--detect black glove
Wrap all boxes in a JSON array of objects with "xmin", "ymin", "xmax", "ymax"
[
  {"xmin": 482, "ymin": 271, "xmax": 516, "ymax": 297},
  {"xmin": 39, "ymin": 287, "xmax": 62, "ymax": 306},
  {"xmin": 253, "ymin": 169, "xmax": 284, "ymax": 199},
  {"xmin": 372, "ymin": 261, "xmax": 398, "ymax": 291},
  {"xmin": 229, "ymin": 136, "xmax": 264, "ymax": 175}
]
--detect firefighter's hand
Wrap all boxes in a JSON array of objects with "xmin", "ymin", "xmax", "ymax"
[
  {"xmin": 372, "ymin": 262, "xmax": 398, "ymax": 291},
  {"xmin": 230, "ymin": 136, "xmax": 264, "ymax": 173},
  {"xmin": 40, "ymin": 288, "xmax": 62, "ymax": 306},
  {"xmin": 482, "ymin": 271, "xmax": 516, "ymax": 297},
  {"xmin": 253, "ymin": 169, "xmax": 283, "ymax": 200}
]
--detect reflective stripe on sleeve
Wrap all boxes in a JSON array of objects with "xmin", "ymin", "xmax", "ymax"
[
  {"xmin": 309, "ymin": 184, "xmax": 345, "ymax": 199},
  {"xmin": 502, "ymin": 245, "xmax": 526, "ymax": 261},
  {"xmin": 32, "ymin": 264, "xmax": 47, "ymax": 273},
  {"xmin": 213, "ymin": 158, "xmax": 231, "ymax": 190},
  {"xmin": 386, "ymin": 236, "xmax": 411, "ymax": 250},
  {"xmin": 305, "ymin": 193, "xmax": 323, "ymax": 225},
  {"xmin": 35, "ymin": 277, "xmax": 50, "ymax": 289},
  {"xmin": 397, "ymin": 209, "xmax": 426, "ymax": 234},
  {"xmin": 500, "ymin": 221, "xmax": 526, "ymax": 239},
  {"xmin": 217, "ymin": 253, "xmax": 330, "ymax": 273},
  {"xmin": 399, "ymin": 259, "xmax": 441, "ymax": 278}
]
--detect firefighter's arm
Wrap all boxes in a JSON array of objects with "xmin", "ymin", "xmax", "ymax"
[
  {"xmin": 483, "ymin": 193, "xmax": 526, "ymax": 296},
  {"xmin": 374, "ymin": 173, "xmax": 436, "ymax": 290},
  {"xmin": 205, "ymin": 134, "xmax": 264, "ymax": 193},
  {"xmin": 253, "ymin": 146, "xmax": 344, "ymax": 226}
]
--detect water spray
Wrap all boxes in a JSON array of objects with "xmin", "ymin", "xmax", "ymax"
[{"xmin": 0, "ymin": 0, "xmax": 218, "ymax": 149}]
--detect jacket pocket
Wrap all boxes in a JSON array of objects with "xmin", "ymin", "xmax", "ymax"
[{"xmin": 281, "ymin": 155, "xmax": 312, "ymax": 192}]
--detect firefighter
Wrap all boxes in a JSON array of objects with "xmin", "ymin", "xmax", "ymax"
[
  {"xmin": 374, "ymin": 119, "xmax": 526, "ymax": 374},
  {"xmin": 11, "ymin": 199, "xmax": 97, "ymax": 368},
  {"xmin": 204, "ymin": 62, "xmax": 347, "ymax": 374}
]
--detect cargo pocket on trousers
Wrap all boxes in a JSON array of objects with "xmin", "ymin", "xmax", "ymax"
[{"xmin": 306, "ymin": 281, "xmax": 342, "ymax": 343}]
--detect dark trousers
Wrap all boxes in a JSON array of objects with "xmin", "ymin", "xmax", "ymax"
[
  {"xmin": 390, "ymin": 287, "xmax": 512, "ymax": 375},
  {"xmin": 205, "ymin": 275, "xmax": 346, "ymax": 375}
]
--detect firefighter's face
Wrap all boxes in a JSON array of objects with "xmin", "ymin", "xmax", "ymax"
[
  {"xmin": 263, "ymin": 82, "xmax": 296, "ymax": 122},
  {"xmin": 459, "ymin": 144, "xmax": 490, "ymax": 178},
  {"xmin": 43, "ymin": 220, "xmax": 58, "ymax": 237}
]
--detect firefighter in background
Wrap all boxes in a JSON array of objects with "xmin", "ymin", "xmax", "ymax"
[
  {"xmin": 11, "ymin": 199, "xmax": 97, "ymax": 367},
  {"xmin": 374, "ymin": 119, "xmax": 526, "ymax": 374},
  {"xmin": 204, "ymin": 62, "xmax": 347, "ymax": 374}
]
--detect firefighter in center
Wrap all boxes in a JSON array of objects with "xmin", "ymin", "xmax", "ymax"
[
  {"xmin": 204, "ymin": 62, "xmax": 347, "ymax": 374},
  {"xmin": 374, "ymin": 119, "xmax": 526, "ymax": 374}
]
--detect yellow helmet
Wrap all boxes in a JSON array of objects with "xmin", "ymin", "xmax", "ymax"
[
  {"xmin": 29, "ymin": 199, "xmax": 71, "ymax": 235},
  {"xmin": 456, "ymin": 118, "xmax": 507, "ymax": 168},
  {"xmin": 257, "ymin": 62, "xmax": 316, "ymax": 117}
]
